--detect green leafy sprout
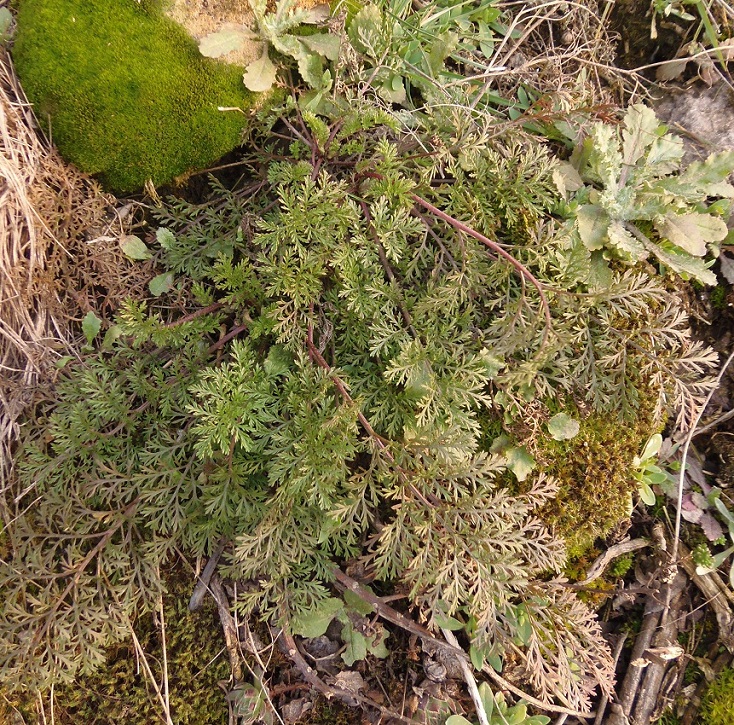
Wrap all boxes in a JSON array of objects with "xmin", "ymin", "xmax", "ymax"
[
  {"xmin": 198, "ymin": 0, "xmax": 340, "ymax": 92},
  {"xmin": 556, "ymin": 103, "xmax": 734, "ymax": 286},
  {"xmin": 633, "ymin": 433, "xmax": 673, "ymax": 506},
  {"xmin": 694, "ymin": 489, "xmax": 734, "ymax": 589},
  {"xmin": 445, "ymin": 682, "xmax": 550, "ymax": 725}
]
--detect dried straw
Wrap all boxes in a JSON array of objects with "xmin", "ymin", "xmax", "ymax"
[{"xmin": 0, "ymin": 44, "xmax": 132, "ymax": 497}]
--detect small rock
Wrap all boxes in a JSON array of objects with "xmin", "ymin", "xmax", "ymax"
[
  {"xmin": 302, "ymin": 635, "xmax": 340, "ymax": 659},
  {"xmin": 654, "ymin": 85, "xmax": 734, "ymax": 164},
  {"xmin": 334, "ymin": 670, "xmax": 366, "ymax": 694},
  {"xmin": 282, "ymin": 698, "xmax": 312, "ymax": 723},
  {"xmin": 423, "ymin": 657, "xmax": 447, "ymax": 682}
]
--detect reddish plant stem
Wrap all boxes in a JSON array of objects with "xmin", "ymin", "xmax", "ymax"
[
  {"xmin": 162, "ymin": 302, "xmax": 225, "ymax": 328},
  {"xmin": 358, "ymin": 199, "xmax": 418, "ymax": 338},
  {"xmin": 306, "ymin": 339, "xmax": 390, "ymax": 452},
  {"xmin": 207, "ymin": 323, "xmax": 249, "ymax": 355},
  {"xmin": 409, "ymin": 192, "xmax": 552, "ymax": 348},
  {"xmin": 332, "ymin": 567, "xmax": 467, "ymax": 659},
  {"xmin": 305, "ymin": 338, "xmax": 436, "ymax": 509}
]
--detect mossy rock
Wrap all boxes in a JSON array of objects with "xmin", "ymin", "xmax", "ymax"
[{"xmin": 13, "ymin": 0, "xmax": 258, "ymax": 192}]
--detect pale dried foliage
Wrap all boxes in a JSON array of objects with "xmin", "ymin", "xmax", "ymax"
[
  {"xmin": 464, "ymin": 0, "xmax": 634, "ymax": 112},
  {"xmin": 0, "ymin": 49, "xmax": 146, "ymax": 490}
]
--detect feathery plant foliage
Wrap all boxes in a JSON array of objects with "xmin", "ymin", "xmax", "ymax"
[{"xmin": 2, "ymin": 13, "xmax": 729, "ymax": 715}]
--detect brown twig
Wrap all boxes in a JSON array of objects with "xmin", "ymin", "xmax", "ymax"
[
  {"xmin": 188, "ymin": 537, "xmax": 228, "ymax": 612},
  {"xmin": 210, "ymin": 574, "xmax": 244, "ymax": 683},
  {"xmin": 482, "ymin": 665, "xmax": 596, "ymax": 719},
  {"xmin": 442, "ymin": 628, "xmax": 490, "ymax": 725},
  {"xmin": 630, "ymin": 571, "xmax": 687, "ymax": 724},
  {"xmin": 207, "ymin": 323, "xmax": 249, "ymax": 355},
  {"xmin": 277, "ymin": 626, "xmax": 415, "ymax": 724},
  {"xmin": 163, "ymin": 302, "xmax": 225, "ymax": 328},
  {"xmin": 571, "ymin": 538, "xmax": 650, "ymax": 588},
  {"xmin": 332, "ymin": 567, "xmax": 468, "ymax": 659},
  {"xmin": 593, "ymin": 634, "xmax": 627, "ymax": 725}
]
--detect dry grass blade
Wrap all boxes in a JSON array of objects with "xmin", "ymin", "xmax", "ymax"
[
  {"xmin": 0, "ymin": 44, "xmax": 149, "ymax": 507},
  {"xmin": 0, "ymin": 48, "xmax": 69, "ymax": 447}
]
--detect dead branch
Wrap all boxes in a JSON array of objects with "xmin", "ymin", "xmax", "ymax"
[
  {"xmin": 630, "ymin": 571, "xmax": 687, "ymax": 724},
  {"xmin": 275, "ymin": 626, "xmax": 416, "ymax": 724},
  {"xmin": 573, "ymin": 538, "xmax": 650, "ymax": 588},
  {"xmin": 209, "ymin": 574, "xmax": 244, "ymax": 683},
  {"xmin": 332, "ymin": 567, "xmax": 467, "ymax": 660},
  {"xmin": 188, "ymin": 537, "xmax": 227, "ymax": 612},
  {"xmin": 441, "ymin": 628, "xmax": 490, "ymax": 725}
]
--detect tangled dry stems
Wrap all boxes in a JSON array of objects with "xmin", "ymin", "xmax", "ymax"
[
  {"xmin": 479, "ymin": 0, "xmax": 630, "ymax": 106},
  {"xmin": 0, "ymin": 48, "xmax": 150, "ymax": 494}
]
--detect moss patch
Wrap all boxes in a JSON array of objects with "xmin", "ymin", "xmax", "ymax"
[
  {"xmin": 0, "ymin": 570, "xmax": 230, "ymax": 723},
  {"xmin": 52, "ymin": 573, "xmax": 230, "ymax": 724},
  {"xmin": 519, "ymin": 398, "xmax": 658, "ymax": 559},
  {"xmin": 702, "ymin": 667, "xmax": 734, "ymax": 725},
  {"xmin": 13, "ymin": 0, "xmax": 257, "ymax": 192}
]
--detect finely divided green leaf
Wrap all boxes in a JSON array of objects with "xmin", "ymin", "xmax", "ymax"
[{"xmin": 348, "ymin": 4, "xmax": 385, "ymax": 57}]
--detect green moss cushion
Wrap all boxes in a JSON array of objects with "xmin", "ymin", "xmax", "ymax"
[{"xmin": 13, "ymin": 0, "xmax": 255, "ymax": 192}]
